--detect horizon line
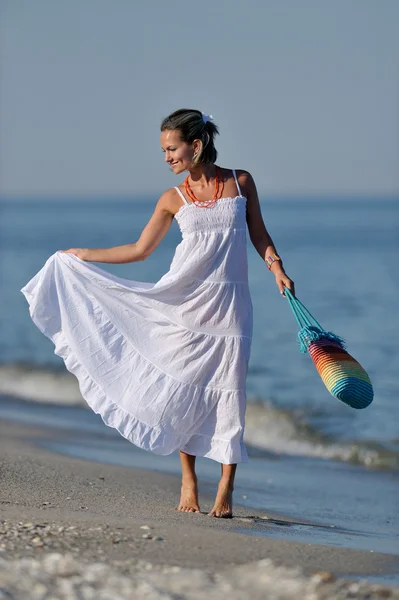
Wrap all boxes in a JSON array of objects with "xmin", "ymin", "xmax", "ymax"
[{"xmin": 1, "ymin": 192, "xmax": 399, "ymax": 202}]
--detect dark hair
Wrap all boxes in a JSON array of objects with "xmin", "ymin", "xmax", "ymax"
[{"xmin": 160, "ymin": 108, "xmax": 219, "ymax": 166}]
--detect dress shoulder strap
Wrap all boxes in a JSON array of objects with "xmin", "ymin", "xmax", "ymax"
[
  {"xmin": 232, "ymin": 169, "xmax": 242, "ymax": 197},
  {"xmin": 174, "ymin": 186, "xmax": 188, "ymax": 205}
]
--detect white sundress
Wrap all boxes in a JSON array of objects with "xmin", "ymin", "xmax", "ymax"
[{"xmin": 20, "ymin": 170, "xmax": 253, "ymax": 464}]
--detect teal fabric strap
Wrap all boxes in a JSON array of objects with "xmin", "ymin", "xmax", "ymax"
[
  {"xmin": 285, "ymin": 289, "xmax": 322, "ymax": 329},
  {"xmin": 284, "ymin": 288, "xmax": 346, "ymax": 353}
]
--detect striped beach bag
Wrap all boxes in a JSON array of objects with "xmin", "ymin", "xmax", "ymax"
[{"xmin": 284, "ymin": 289, "xmax": 373, "ymax": 409}]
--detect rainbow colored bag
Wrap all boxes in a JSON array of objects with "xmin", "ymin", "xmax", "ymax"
[{"xmin": 285, "ymin": 289, "xmax": 373, "ymax": 409}]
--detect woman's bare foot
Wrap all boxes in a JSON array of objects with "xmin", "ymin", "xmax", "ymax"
[
  {"xmin": 208, "ymin": 479, "xmax": 233, "ymax": 518},
  {"xmin": 177, "ymin": 477, "xmax": 200, "ymax": 513}
]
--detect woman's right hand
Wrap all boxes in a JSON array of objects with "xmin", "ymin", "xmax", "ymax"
[{"xmin": 59, "ymin": 248, "xmax": 90, "ymax": 260}]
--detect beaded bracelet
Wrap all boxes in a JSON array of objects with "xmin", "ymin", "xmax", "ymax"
[{"xmin": 266, "ymin": 253, "xmax": 282, "ymax": 271}]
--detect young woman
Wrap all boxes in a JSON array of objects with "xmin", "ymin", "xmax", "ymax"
[{"xmin": 21, "ymin": 108, "xmax": 294, "ymax": 518}]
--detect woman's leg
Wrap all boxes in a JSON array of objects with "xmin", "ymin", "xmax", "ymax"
[
  {"xmin": 208, "ymin": 463, "xmax": 237, "ymax": 518},
  {"xmin": 177, "ymin": 451, "xmax": 200, "ymax": 512}
]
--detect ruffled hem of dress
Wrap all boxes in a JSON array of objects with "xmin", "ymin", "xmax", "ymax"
[
  {"xmin": 22, "ymin": 304, "xmax": 247, "ymax": 464},
  {"xmin": 54, "ymin": 327, "xmax": 248, "ymax": 463},
  {"xmin": 181, "ymin": 433, "xmax": 248, "ymax": 464}
]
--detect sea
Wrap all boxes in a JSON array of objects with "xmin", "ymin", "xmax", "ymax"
[{"xmin": 1, "ymin": 196, "xmax": 398, "ymax": 565}]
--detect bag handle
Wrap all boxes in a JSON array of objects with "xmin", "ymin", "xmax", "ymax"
[
  {"xmin": 284, "ymin": 288, "xmax": 323, "ymax": 330},
  {"xmin": 284, "ymin": 288, "xmax": 346, "ymax": 353}
]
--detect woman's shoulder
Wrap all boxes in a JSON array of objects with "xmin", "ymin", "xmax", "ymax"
[
  {"xmin": 158, "ymin": 185, "xmax": 189, "ymax": 215},
  {"xmin": 152, "ymin": 186, "xmax": 185, "ymax": 217},
  {"xmin": 224, "ymin": 167, "xmax": 253, "ymax": 181},
  {"xmin": 235, "ymin": 168, "xmax": 252, "ymax": 177},
  {"xmin": 225, "ymin": 168, "xmax": 254, "ymax": 193}
]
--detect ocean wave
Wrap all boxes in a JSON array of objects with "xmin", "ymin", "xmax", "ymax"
[
  {"xmin": 1, "ymin": 363, "xmax": 398, "ymax": 470},
  {"xmin": 0, "ymin": 363, "xmax": 84, "ymax": 405},
  {"xmin": 243, "ymin": 400, "xmax": 399, "ymax": 470}
]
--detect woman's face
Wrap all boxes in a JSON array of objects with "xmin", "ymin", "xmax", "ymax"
[{"xmin": 160, "ymin": 129, "xmax": 197, "ymax": 174}]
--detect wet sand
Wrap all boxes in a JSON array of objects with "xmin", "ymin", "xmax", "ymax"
[{"xmin": 1, "ymin": 419, "xmax": 399, "ymax": 599}]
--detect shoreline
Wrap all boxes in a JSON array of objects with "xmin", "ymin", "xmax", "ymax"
[
  {"xmin": 1, "ymin": 419, "xmax": 398, "ymax": 577},
  {"xmin": 2, "ymin": 419, "xmax": 399, "ymax": 598}
]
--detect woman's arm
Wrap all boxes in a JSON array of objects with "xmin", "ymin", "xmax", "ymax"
[
  {"xmin": 239, "ymin": 170, "xmax": 295, "ymax": 296},
  {"xmin": 60, "ymin": 190, "xmax": 177, "ymax": 264}
]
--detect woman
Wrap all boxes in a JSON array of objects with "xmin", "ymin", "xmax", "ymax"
[{"xmin": 21, "ymin": 108, "xmax": 294, "ymax": 518}]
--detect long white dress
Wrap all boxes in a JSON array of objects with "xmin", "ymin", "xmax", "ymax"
[{"xmin": 20, "ymin": 170, "xmax": 253, "ymax": 464}]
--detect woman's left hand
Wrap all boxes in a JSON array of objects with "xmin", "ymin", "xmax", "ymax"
[
  {"xmin": 275, "ymin": 271, "xmax": 295, "ymax": 297},
  {"xmin": 59, "ymin": 248, "xmax": 90, "ymax": 261}
]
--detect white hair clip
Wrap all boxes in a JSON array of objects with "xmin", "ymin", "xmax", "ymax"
[{"xmin": 201, "ymin": 112, "xmax": 214, "ymax": 124}]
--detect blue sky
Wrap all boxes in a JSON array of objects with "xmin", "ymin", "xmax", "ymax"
[{"xmin": 1, "ymin": 0, "xmax": 398, "ymax": 198}]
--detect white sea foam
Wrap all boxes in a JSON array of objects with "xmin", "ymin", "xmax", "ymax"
[
  {"xmin": 243, "ymin": 400, "xmax": 396, "ymax": 468},
  {"xmin": 0, "ymin": 364, "xmax": 83, "ymax": 405}
]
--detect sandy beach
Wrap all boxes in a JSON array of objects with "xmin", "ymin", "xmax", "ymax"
[{"xmin": 1, "ymin": 418, "xmax": 399, "ymax": 599}]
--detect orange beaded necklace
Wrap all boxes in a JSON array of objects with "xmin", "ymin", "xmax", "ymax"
[{"xmin": 183, "ymin": 166, "xmax": 224, "ymax": 208}]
